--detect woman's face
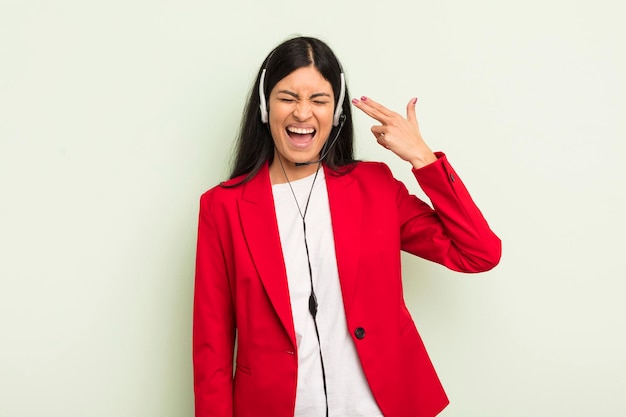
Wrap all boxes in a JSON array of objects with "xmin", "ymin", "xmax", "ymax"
[{"xmin": 268, "ymin": 65, "xmax": 335, "ymax": 175}]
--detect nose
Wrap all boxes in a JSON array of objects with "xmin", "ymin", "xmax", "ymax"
[{"xmin": 293, "ymin": 100, "xmax": 312, "ymax": 120}]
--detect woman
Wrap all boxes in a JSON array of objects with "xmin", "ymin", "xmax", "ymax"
[{"xmin": 193, "ymin": 36, "xmax": 501, "ymax": 417}]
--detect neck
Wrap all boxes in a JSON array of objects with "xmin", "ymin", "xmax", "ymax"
[{"xmin": 269, "ymin": 152, "xmax": 320, "ymax": 185}]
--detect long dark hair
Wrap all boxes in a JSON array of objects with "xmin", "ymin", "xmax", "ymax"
[{"xmin": 226, "ymin": 36, "xmax": 356, "ymax": 185}]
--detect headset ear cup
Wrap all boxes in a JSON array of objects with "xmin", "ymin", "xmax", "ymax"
[
  {"xmin": 333, "ymin": 73, "xmax": 346, "ymax": 126},
  {"xmin": 259, "ymin": 69, "xmax": 268, "ymax": 124}
]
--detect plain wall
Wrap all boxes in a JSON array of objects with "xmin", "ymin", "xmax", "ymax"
[{"xmin": 1, "ymin": 0, "xmax": 624, "ymax": 416}]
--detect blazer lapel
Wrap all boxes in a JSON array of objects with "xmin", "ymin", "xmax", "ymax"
[
  {"xmin": 324, "ymin": 165, "xmax": 362, "ymax": 315},
  {"xmin": 238, "ymin": 164, "xmax": 296, "ymax": 348}
]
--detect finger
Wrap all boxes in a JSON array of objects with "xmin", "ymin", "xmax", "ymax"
[
  {"xmin": 370, "ymin": 125, "xmax": 386, "ymax": 136},
  {"xmin": 375, "ymin": 134, "xmax": 389, "ymax": 149},
  {"xmin": 352, "ymin": 98, "xmax": 390, "ymax": 124},
  {"xmin": 406, "ymin": 97, "xmax": 418, "ymax": 125},
  {"xmin": 371, "ymin": 126, "xmax": 391, "ymax": 149},
  {"xmin": 352, "ymin": 97, "xmax": 394, "ymax": 124},
  {"xmin": 360, "ymin": 96, "xmax": 396, "ymax": 119}
]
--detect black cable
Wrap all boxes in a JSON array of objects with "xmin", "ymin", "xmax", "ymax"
[
  {"xmin": 303, "ymin": 219, "xmax": 329, "ymax": 417},
  {"xmin": 277, "ymin": 158, "xmax": 329, "ymax": 417}
]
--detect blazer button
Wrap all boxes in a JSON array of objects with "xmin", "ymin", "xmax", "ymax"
[
  {"xmin": 449, "ymin": 172, "xmax": 456, "ymax": 182},
  {"xmin": 354, "ymin": 327, "xmax": 366, "ymax": 340}
]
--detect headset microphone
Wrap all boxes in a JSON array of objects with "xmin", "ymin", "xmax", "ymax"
[{"xmin": 294, "ymin": 113, "xmax": 346, "ymax": 167}]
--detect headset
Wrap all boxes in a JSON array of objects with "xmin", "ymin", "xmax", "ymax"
[{"xmin": 258, "ymin": 69, "xmax": 346, "ymax": 126}]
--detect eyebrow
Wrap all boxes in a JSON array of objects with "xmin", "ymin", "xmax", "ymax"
[{"xmin": 277, "ymin": 90, "xmax": 332, "ymax": 99}]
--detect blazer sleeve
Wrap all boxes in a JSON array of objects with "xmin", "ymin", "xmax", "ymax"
[
  {"xmin": 193, "ymin": 190, "xmax": 235, "ymax": 417},
  {"xmin": 394, "ymin": 152, "xmax": 501, "ymax": 272}
]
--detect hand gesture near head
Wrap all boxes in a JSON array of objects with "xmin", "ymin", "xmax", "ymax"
[{"xmin": 352, "ymin": 96, "xmax": 437, "ymax": 169}]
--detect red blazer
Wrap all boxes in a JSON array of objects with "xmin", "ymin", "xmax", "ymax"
[{"xmin": 193, "ymin": 153, "xmax": 501, "ymax": 417}]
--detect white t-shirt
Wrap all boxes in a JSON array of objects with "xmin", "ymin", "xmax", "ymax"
[{"xmin": 272, "ymin": 169, "xmax": 383, "ymax": 417}]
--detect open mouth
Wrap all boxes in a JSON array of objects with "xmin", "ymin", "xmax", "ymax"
[{"xmin": 286, "ymin": 126, "xmax": 316, "ymax": 147}]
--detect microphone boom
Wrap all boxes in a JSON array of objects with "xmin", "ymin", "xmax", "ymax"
[{"xmin": 295, "ymin": 114, "xmax": 346, "ymax": 167}]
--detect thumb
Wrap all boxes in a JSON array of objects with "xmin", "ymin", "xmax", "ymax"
[{"xmin": 406, "ymin": 97, "xmax": 418, "ymax": 125}]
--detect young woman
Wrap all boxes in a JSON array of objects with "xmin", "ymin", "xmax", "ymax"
[{"xmin": 193, "ymin": 36, "xmax": 501, "ymax": 417}]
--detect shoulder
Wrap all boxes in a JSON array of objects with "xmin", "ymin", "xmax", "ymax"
[
  {"xmin": 199, "ymin": 173, "xmax": 247, "ymax": 209},
  {"xmin": 326, "ymin": 161, "xmax": 400, "ymax": 199},
  {"xmin": 342, "ymin": 161, "xmax": 397, "ymax": 185},
  {"xmin": 199, "ymin": 166, "xmax": 272, "ymax": 212},
  {"xmin": 330, "ymin": 160, "xmax": 393, "ymax": 178},
  {"xmin": 357, "ymin": 160, "xmax": 393, "ymax": 175},
  {"xmin": 219, "ymin": 172, "xmax": 249, "ymax": 188}
]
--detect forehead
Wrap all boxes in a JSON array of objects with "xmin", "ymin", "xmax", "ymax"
[{"xmin": 272, "ymin": 66, "xmax": 333, "ymax": 95}]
